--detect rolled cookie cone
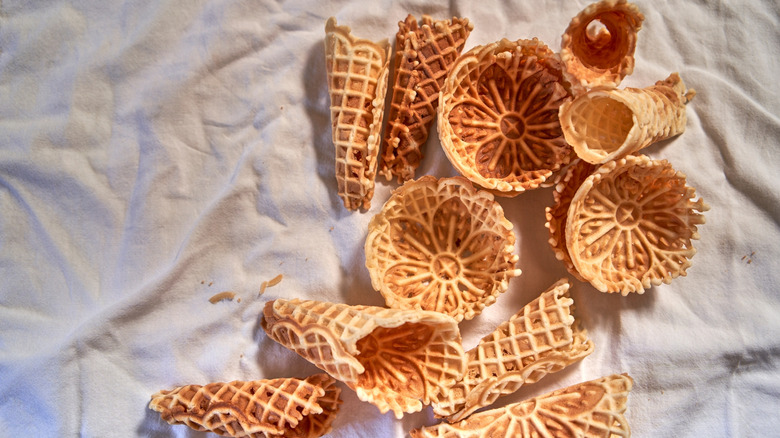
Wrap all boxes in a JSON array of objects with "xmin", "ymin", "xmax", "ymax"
[
  {"xmin": 561, "ymin": 0, "xmax": 644, "ymax": 91},
  {"xmin": 325, "ymin": 17, "xmax": 390, "ymax": 210},
  {"xmin": 149, "ymin": 374, "xmax": 341, "ymax": 438},
  {"xmin": 559, "ymin": 72, "xmax": 696, "ymax": 164},
  {"xmin": 380, "ymin": 15, "xmax": 473, "ymax": 183},
  {"xmin": 432, "ymin": 279, "xmax": 593, "ymax": 421},
  {"xmin": 262, "ymin": 298, "xmax": 465, "ymax": 419},
  {"xmin": 413, "ymin": 374, "xmax": 634, "ymax": 438}
]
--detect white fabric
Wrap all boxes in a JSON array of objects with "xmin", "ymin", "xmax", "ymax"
[{"xmin": 1, "ymin": 0, "xmax": 779, "ymax": 436}]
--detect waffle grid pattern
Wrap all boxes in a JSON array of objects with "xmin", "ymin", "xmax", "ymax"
[
  {"xmin": 381, "ymin": 15, "xmax": 473, "ymax": 182},
  {"xmin": 149, "ymin": 375, "xmax": 340, "ymax": 438},
  {"xmin": 413, "ymin": 374, "xmax": 634, "ymax": 438},
  {"xmin": 544, "ymin": 158, "xmax": 597, "ymax": 282},
  {"xmin": 561, "ymin": 73, "xmax": 692, "ymax": 164},
  {"xmin": 325, "ymin": 18, "xmax": 388, "ymax": 210},
  {"xmin": 433, "ymin": 279, "xmax": 594, "ymax": 420},
  {"xmin": 263, "ymin": 298, "xmax": 466, "ymax": 419}
]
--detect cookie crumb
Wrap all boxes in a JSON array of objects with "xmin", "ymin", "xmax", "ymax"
[{"xmin": 209, "ymin": 291, "xmax": 236, "ymax": 303}]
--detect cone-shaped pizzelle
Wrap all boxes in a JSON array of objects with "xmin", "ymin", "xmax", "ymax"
[
  {"xmin": 261, "ymin": 298, "xmax": 466, "ymax": 419},
  {"xmin": 412, "ymin": 374, "xmax": 634, "ymax": 438},
  {"xmin": 324, "ymin": 17, "xmax": 389, "ymax": 210},
  {"xmin": 432, "ymin": 279, "xmax": 593, "ymax": 422},
  {"xmin": 560, "ymin": 0, "xmax": 644, "ymax": 91},
  {"xmin": 559, "ymin": 72, "xmax": 695, "ymax": 164},
  {"xmin": 565, "ymin": 155, "xmax": 709, "ymax": 294},
  {"xmin": 365, "ymin": 176, "xmax": 521, "ymax": 322},
  {"xmin": 380, "ymin": 14, "xmax": 473, "ymax": 183},
  {"xmin": 149, "ymin": 374, "xmax": 341, "ymax": 438}
]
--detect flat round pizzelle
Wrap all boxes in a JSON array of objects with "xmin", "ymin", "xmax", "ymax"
[
  {"xmin": 566, "ymin": 155, "xmax": 709, "ymax": 294},
  {"xmin": 365, "ymin": 176, "xmax": 521, "ymax": 322},
  {"xmin": 438, "ymin": 38, "xmax": 575, "ymax": 196},
  {"xmin": 560, "ymin": 0, "xmax": 644, "ymax": 90}
]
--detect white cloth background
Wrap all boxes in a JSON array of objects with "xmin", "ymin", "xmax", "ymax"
[{"xmin": 1, "ymin": 0, "xmax": 778, "ymax": 436}]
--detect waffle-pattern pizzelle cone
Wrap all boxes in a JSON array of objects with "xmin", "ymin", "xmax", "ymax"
[
  {"xmin": 560, "ymin": 73, "xmax": 695, "ymax": 164},
  {"xmin": 365, "ymin": 176, "xmax": 521, "ymax": 322},
  {"xmin": 412, "ymin": 373, "xmax": 634, "ymax": 438},
  {"xmin": 148, "ymin": 374, "xmax": 341, "ymax": 438},
  {"xmin": 545, "ymin": 158, "xmax": 598, "ymax": 281},
  {"xmin": 560, "ymin": 0, "xmax": 644, "ymax": 91},
  {"xmin": 566, "ymin": 155, "xmax": 709, "ymax": 294},
  {"xmin": 432, "ymin": 279, "xmax": 594, "ymax": 421},
  {"xmin": 325, "ymin": 17, "xmax": 390, "ymax": 210},
  {"xmin": 380, "ymin": 15, "xmax": 473, "ymax": 183},
  {"xmin": 261, "ymin": 298, "xmax": 465, "ymax": 419},
  {"xmin": 438, "ymin": 38, "xmax": 575, "ymax": 196}
]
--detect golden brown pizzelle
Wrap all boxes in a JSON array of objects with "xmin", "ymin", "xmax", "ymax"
[
  {"xmin": 559, "ymin": 73, "xmax": 696, "ymax": 164},
  {"xmin": 365, "ymin": 176, "xmax": 521, "ymax": 322},
  {"xmin": 560, "ymin": 0, "xmax": 644, "ymax": 91},
  {"xmin": 149, "ymin": 374, "xmax": 341, "ymax": 438},
  {"xmin": 438, "ymin": 38, "xmax": 575, "ymax": 196},
  {"xmin": 565, "ymin": 154, "xmax": 708, "ymax": 294},
  {"xmin": 432, "ymin": 278, "xmax": 594, "ymax": 422},
  {"xmin": 545, "ymin": 158, "xmax": 598, "ymax": 281},
  {"xmin": 412, "ymin": 374, "xmax": 634, "ymax": 438},
  {"xmin": 261, "ymin": 298, "xmax": 466, "ymax": 419},
  {"xmin": 324, "ymin": 17, "xmax": 389, "ymax": 210},
  {"xmin": 380, "ymin": 15, "xmax": 473, "ymax": 183}
]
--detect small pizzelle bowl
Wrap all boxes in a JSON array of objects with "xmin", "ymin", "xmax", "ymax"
[
  {"xmin": 438, "ymin": 38, "xmax": 575, "ymax": 196},
  {"xmin": 565, "ymin": 154, "xmax": 709, "ymax": 294},
  {"xmin": 365, "ymin": 176, "xmax": 521, "ymax": 321}
]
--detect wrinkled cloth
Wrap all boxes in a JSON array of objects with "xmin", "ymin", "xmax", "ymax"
[{"xmin": 1, "ymin": 0, "xmax": 779, "ymax": 436}]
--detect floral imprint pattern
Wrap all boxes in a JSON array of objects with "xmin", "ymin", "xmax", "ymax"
[
  {"xmin": 365, "ymin": 176, "xmax": 521, "ymax": 322},
  {"xmin": 438, "ymin": 38, "xmax": 575, "ymax": 195},
  {"xmin": 566, "ymin": 155, "xmax": 708, "ymax": 294}
]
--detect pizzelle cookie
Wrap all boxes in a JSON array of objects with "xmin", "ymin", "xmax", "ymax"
[
  {"xmin": 365, "ymin": 176, "xmax": 521, "ymax": 322},
  {"xmin": 559, "ymin": 73, "xmax": 695, "ymax": 165},
  {"xmin": 438, "ymin": 38, "xmax": 575, "ymax": 196},
  {"xmin": 561, "ymin": 0, "xmax": 644, "ymax": 90},
  {"xmin": 325, "ymin": 17, "xmax": 390, "ymax": 210},
  {"xmin": 566, "ymin": 154, "xmax": 709, "ymax": 294},
  {"xmin": 149, "ymin": 374, "xmax": 341, "ymax": 438},
  {"xmin": 545, "ymin": 158, "xmax": 598, "ymax": 281},
  {"xmin": 432, "ymin": 279, "xmax": 594, "ymax": 422},
  {"xmin": 380, "ymin": 15, "xmax": 473, "ymax": 183},
  {"xmin": 261, "ymin": 298, "xmax": 465, "ymax": 419},
  {"xmin": 411, "ymin": 374, "xmax": 634, "ymax": 438}
]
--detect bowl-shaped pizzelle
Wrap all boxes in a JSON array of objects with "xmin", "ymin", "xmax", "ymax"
[
  {"xmin": 438, "ymin": 38, "xmax": 575, "ymax": 196},
  {"xmin": 365, "ymin": 176, "xmax": 522, "ymax": 322},
  {"xmin": 566, "ymin": 155, "xmax": 709, "ymax": 294}
]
